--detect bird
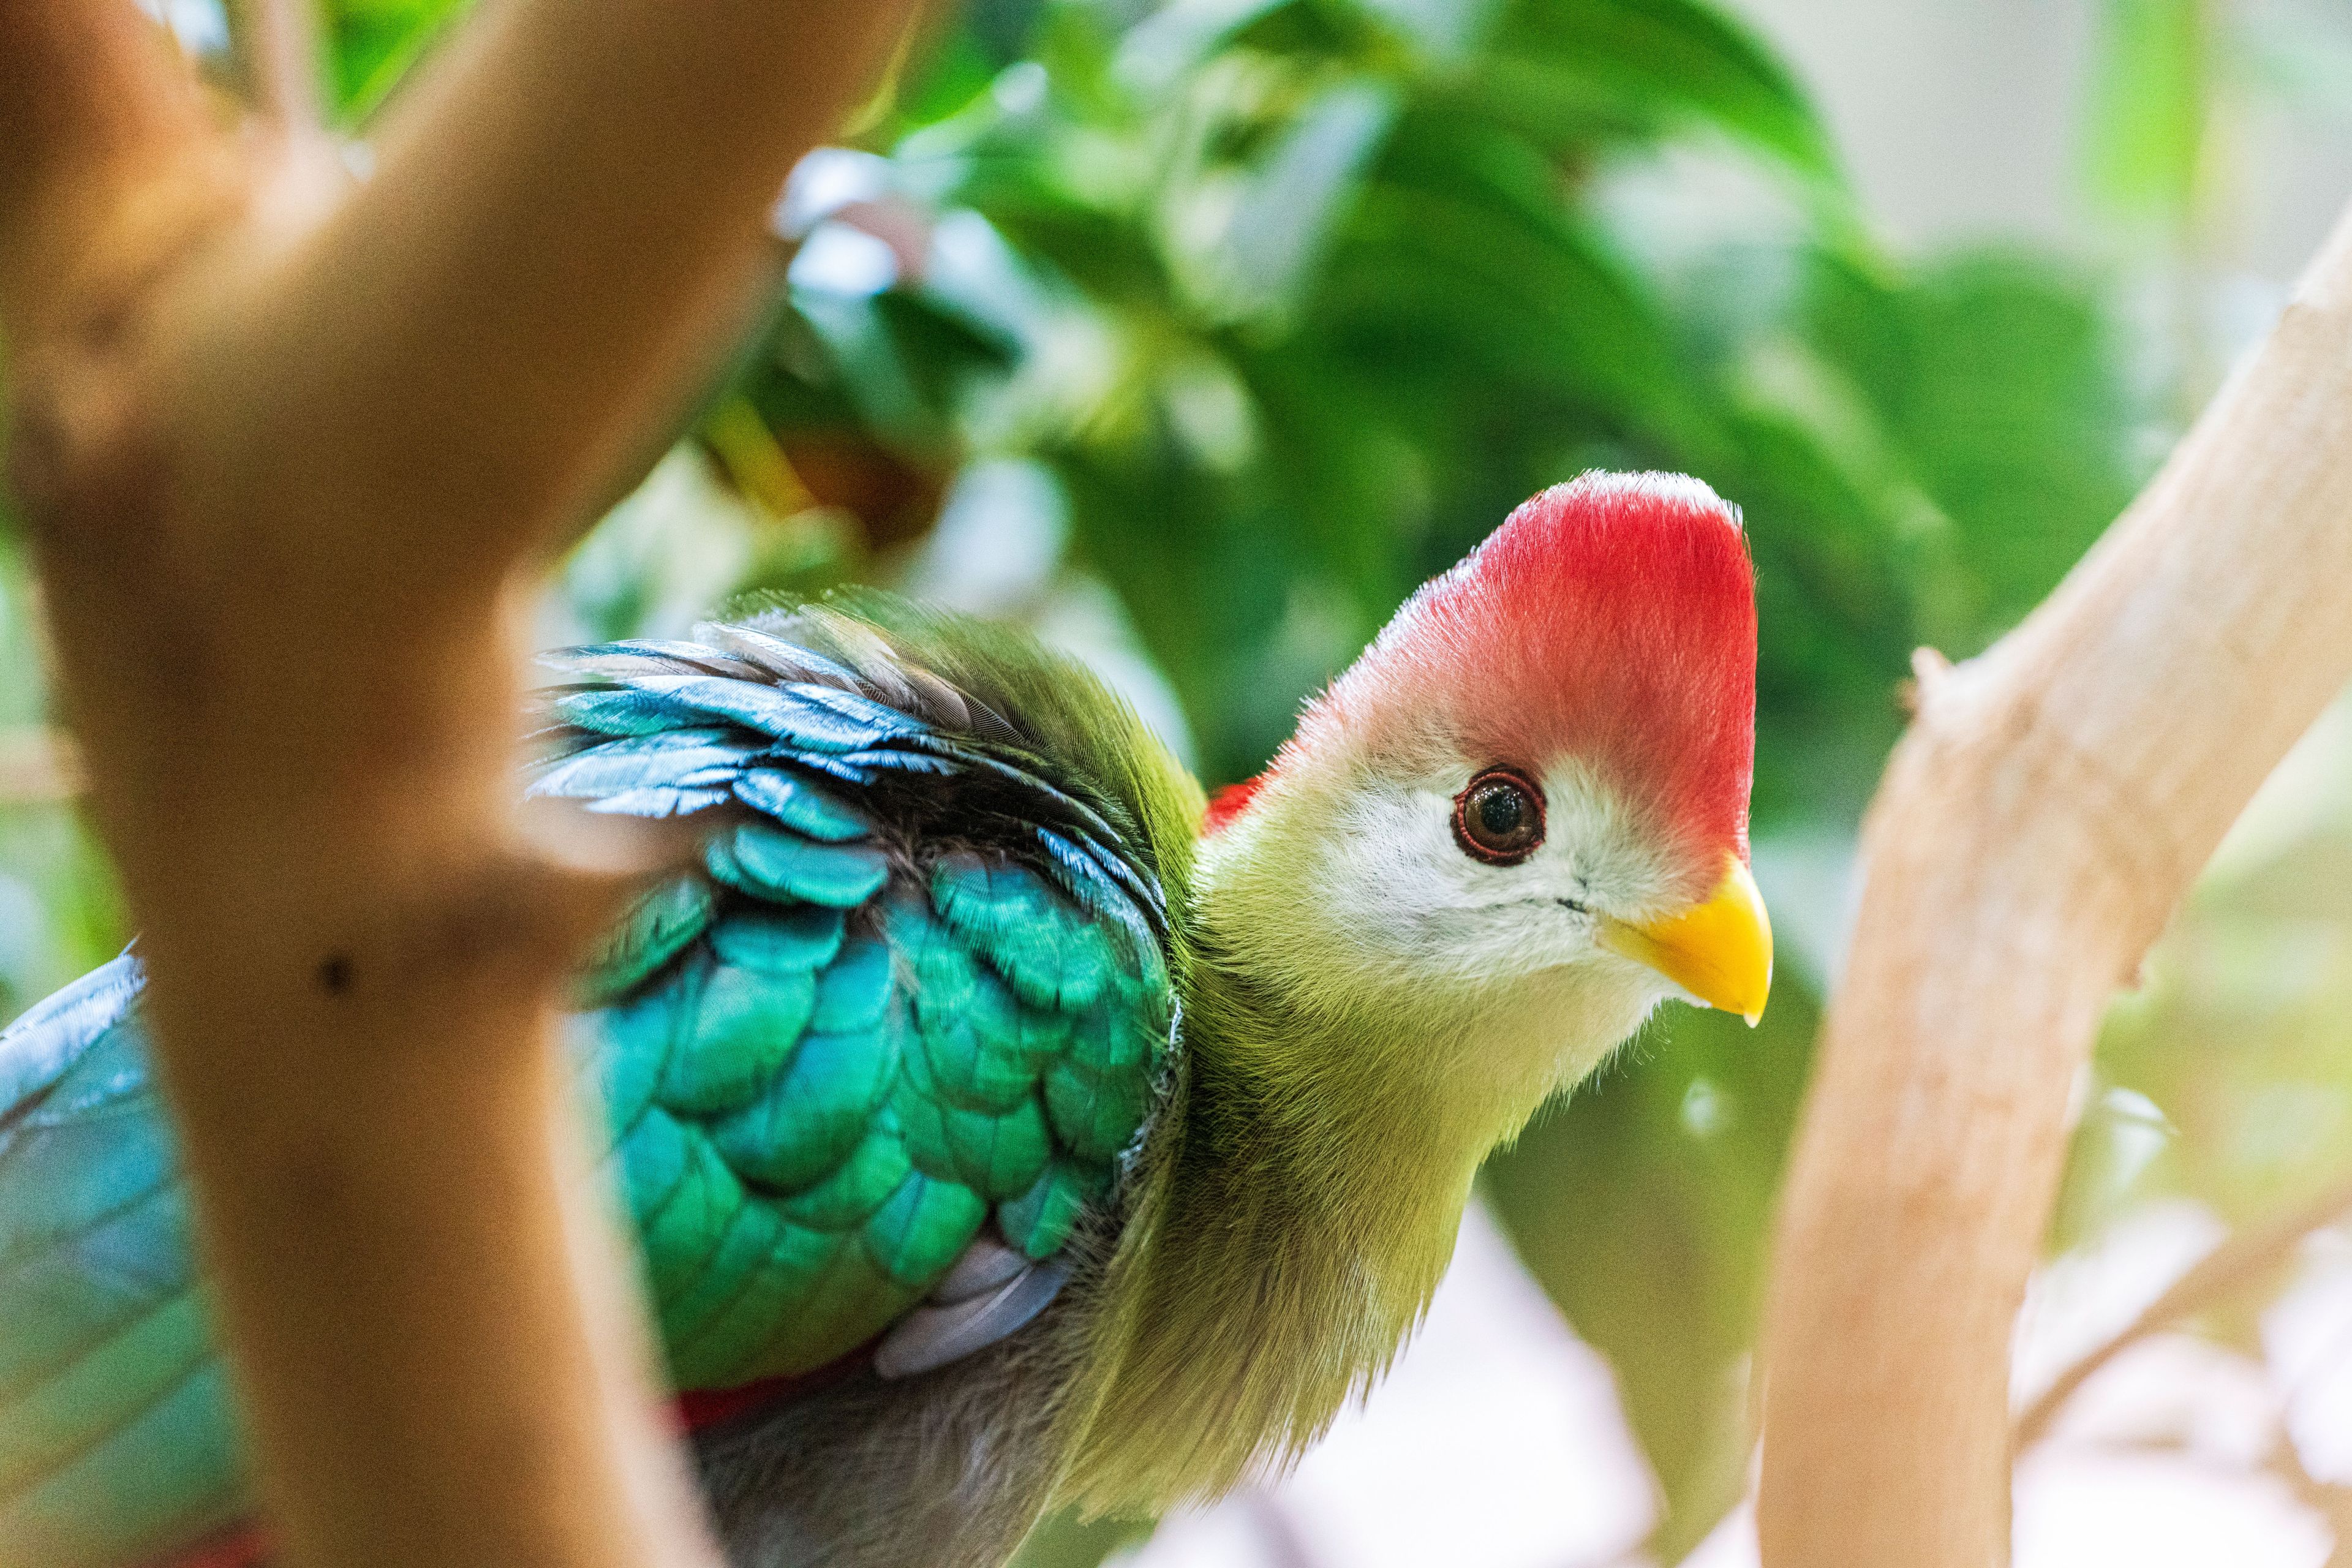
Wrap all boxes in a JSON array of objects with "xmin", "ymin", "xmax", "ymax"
[{"xmin": 0, "ymin": 469, "xmax": 1769, "ymax": 1568}]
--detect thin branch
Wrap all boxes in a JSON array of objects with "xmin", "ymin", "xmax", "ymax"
[
  {"xmin": 0, "ymin": 727, "xmax": 82, "ymax": 804},
  {"xmin": 1756, "ymin": 200, "xmax": 2352, "ymax": 1568},
  {"xmin": 228, "ymin": 0, "xmax": 322, "ymax": 134},
  {"xmin": 2013, "ymin": 1177, "xmax": 2352, "ymax": 1450}
]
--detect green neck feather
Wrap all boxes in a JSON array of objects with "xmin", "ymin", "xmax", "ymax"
[
  {"xmin": 1063, "ymin": 771, "xmax": 1648, "ymax": 1515},
  {"xmin": 790, "ymin": 598, "xmax": 1624, "ymax": 1519}
]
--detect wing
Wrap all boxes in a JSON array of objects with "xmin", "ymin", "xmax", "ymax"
[
  {"xmin": 537, "ymin": 604, "xmax": 1187, "ymax": 1395},
  {"xmin": 0, "ymin": 957, "xmax": 247, "ymax": 1568},
  {"xmin": 0, "ymin": 598, "xmax": 1196, "ymax": 1566}
]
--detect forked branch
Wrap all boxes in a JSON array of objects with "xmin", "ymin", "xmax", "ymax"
[{"xmin": 0, "ymin": 0, "xmax": 920, "ymax": 1564}]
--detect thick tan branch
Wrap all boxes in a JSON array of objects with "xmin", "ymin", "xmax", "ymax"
[
  {"xmin": 167, "ymin": 0, "xmax": 927, "ymax": 604},
  {"xmin": 0, "ymin": 0, "xmax": 219, "ymax": 326},
  {"xmin": 1757, "ymin": 206, "xmax": 2352, "ymax": 1566}
]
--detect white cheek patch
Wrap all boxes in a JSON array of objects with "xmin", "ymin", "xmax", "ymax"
[
  {"xmin": 1312, "ymin": 779, "xmax": 1480, "ymax": 973},
  {"xmin": 1307, "ymin": 759, "xmax": 1683, "ymax": 990},
  {"xmin": 1533, "ymin": 760, "xmax": 1683, "ymax": 919}
]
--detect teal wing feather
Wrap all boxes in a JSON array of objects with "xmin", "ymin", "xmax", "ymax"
[
  {"xmin": 546, "ymin": 609, "xmax": 1181, "ymax": 1392},
  {"xmin": 0, "ymin": 596, "xmax": 1194, "ymax": 1565},
  {"xmin": 0, "ymin": 957, "xmax": 246, "ymax": 1568}
]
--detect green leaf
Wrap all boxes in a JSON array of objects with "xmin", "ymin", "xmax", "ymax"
[
  {"xmin": 1483, "ymin": 0, "xmax": 1840, "ymax": 178},
  {"xmin": 1189, "ymin": 80, "xmax": 1400, "ymax": 324},
  {"xmin": 1484, "ymin": 984, "xmax": 1822, "ymax": 1557},
  {"xmin": 325, "ymin": 0, "xmax": 470, "ymax": 123}
]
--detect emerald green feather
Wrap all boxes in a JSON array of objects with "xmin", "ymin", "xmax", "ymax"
[
  {"xmin": 997, "ymin": 1158, "xmax": 1109, "ymax": 1261},
  {"xmin": 714, "ymin": 824, "xmax": 889, "ymax": 907},
  {"xmin": 710, "ymin": 902, "xmax": 845, "ymax": 973},
  {"xmin": 778, "ymin": 1123, "xmax": 912, "ymax": 1229},
  {"xmin": 661, "ymin": 956, "xmax": 818, "ymax": 1114},
  {"xmin": 571, "ymin": 595, "xmax": 1198, "ymax": 1396},
  {"xmin": 932, "ymin": 854, "xmax": 1115, "ymax": 1012},
  {"xmin": 807, "ymin": 937, "xmax": 895, "ymax": 1033},
  {"xmin": 732, "ymin": 769, "xmax": 870, "ymax": 841},
  {"xmin": 864, "ymin": 1172, "xmax": 989, "ymax": 1287},
  {"xmin": 0, "ymin": 964, "xmax": 249, "ymax": 1567},
  {"xmin": 707, "ymin": 1020, "xmax": 902, "ymax": 1190},
  {"xmin": 576, "ymin": 877, "xmax": 713, "ymax": 1007}
]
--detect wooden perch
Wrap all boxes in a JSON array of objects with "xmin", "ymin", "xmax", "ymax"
[
  {"xmin": 0, "ymin": 0, "xmax": 919, "ymax": 1563},
  {"xmin": 1757, "ymin": 204, "xmax": 2352, "ymax": 1566}
]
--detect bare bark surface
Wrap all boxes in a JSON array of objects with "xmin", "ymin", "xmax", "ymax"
[
  {"xmin": 0, "ymin": 0, "xmax": 919, "ymax": 1564},
  {"xmin": 228, "ymin": 0, "xmax": 323, "ymax": 132},
  {"xmin": 1757, "ymin": 205, "xmax": 2352, "ymax": 1566}
]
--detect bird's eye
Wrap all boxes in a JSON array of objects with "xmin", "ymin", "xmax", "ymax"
[{"xmin": 1452, "ymin": 768, "xmax": 1546, "ymax": 866}]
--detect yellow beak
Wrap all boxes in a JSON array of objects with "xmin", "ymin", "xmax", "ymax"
[{"xmin": 1598, "ymin": 853, "xmax": 1773, "ymax": 1026}]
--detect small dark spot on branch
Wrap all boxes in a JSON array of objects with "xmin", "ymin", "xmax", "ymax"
[{"xmin": 318, "ymin": 953, "xmax": 353, "ymax": 995}]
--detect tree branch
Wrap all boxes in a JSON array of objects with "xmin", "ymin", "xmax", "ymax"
[
  {"xmin": 0, "ymin": 0, "xmax": 222, "ymax": 329},
  {"xmin": 1756, "ymin": 203, "xmax": 2352, "ymax": 1566},
  {"xmin": 2013, "ymin": 1176, "xmax": 2352, "ymax": 1452},
  {"xmin": 166, "ymin": 0, "xmax": 928, "ymax": 603},
  {"xmin": 228, "ymin": 0, "xmax": 322, "ymax": 134},
  {"xmin": 0, "ymin": 0, "xmax": 922, "ymax": 1562}
]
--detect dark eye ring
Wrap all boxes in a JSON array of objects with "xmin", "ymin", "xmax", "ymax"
[{"xmin": 1452, "ymin": 767, "xmax": 1546, "ymax": 866}]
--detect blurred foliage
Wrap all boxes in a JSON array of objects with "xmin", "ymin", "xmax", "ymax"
[
  {"xmin": 0, "ymin": 524, "xmax": 126, "ymax": 1024},
  {"xmin": 2060, "ymin": 699, "xmax": 2352, "ymax": 1250},
  {"xmin": 1485, "ymin": 990, "xmax": 1821, "ymax": 1555},
  {"xmin": 0, "ymin": 0, "xmax": 2212, "ymax": 1561},
  {"xmin": 720, "ymin": 0, "xmax": 2147, "ymax": 814},
  {"xmin": 2086, "ymin": 0, "xmax": 2215, "ymax": 227},
  {"xmin": 324, "ymin": 0, "xmax": 467, "ymax": 119},
  {"xmin": 2082, "ymin": 0, "xmax": 2352, "ymax": 238}
]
